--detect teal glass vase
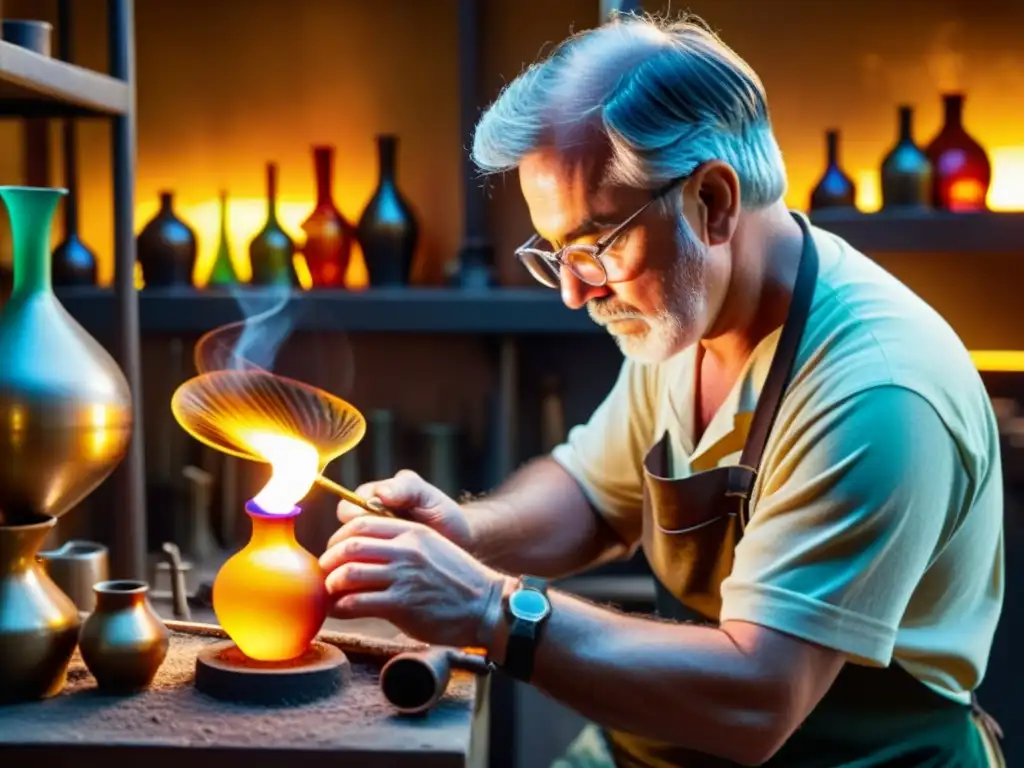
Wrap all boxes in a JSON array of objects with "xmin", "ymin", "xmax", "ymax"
[{"xmin": 0, "ymin": 186, "xmax": 132, "ymax": 526}]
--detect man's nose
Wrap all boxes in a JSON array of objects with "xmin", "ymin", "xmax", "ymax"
[{"xmin": 560, "ymin": 270, "xmax": 609, "ymax": 310}]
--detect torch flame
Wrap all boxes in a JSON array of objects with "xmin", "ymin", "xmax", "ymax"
[{"xmin": 243, "ymin": 431, "xmax": 320, "ymax": 514}]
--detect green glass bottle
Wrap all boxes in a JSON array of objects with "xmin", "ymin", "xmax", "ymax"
[
  {"xmin": 249, "ymin": 163, "xmax": 298, "ymax": 287},
  {"xmin": 207, "ymin": 190, "xmax": 238, "ymax": 287}
]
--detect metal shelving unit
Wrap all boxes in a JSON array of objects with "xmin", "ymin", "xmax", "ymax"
[
  {"xmin": 53, "ymin": 286, "xmax": 598, "ymax": 335},
  {"xmin": 2, "ymin": 1, "xmax": 145, "ymax": 580},
  {"xmin": 808, "ymin": 210, "xmax": 1024, "ymax": 254}
]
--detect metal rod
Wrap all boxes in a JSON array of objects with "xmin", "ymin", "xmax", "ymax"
[
  {"xmin": 314, "ymin": 475, "xmax": 395, "ymax": 517},
  {"xmin": 457, "ymin": 0, "xmax": 484, "ymax": 243},
  {"xmin": 108, "ymin": 0, "xmax": 146, "ymax": 580},
  {"xmin": 57, "ymin": 0, "xmax": 78, "ymax": 237}
]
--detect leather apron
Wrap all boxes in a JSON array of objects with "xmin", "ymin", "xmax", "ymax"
[{"xmin": 603, "ymin": 213, "xmax": 1005, "ymax": 767}]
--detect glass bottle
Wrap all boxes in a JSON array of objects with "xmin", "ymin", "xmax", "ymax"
[
  {"xmin": 809, "ymin": 130, "xmax": 857, "ymax": 212},
  {"xmin": 136, "ymin": 191, "xmax": 197, "ymax": 288},
  {"xmin": 300, "ymin": 146, "xmax": 355, "ymax": 288},
  {"xmin": 52, "ymin": 119, "xmax": 97, "ymax": 286},
  {"xmin": 249, "ymin": 163, "xmax": 298, "ymax": 287},
  {"xmin": 880, "ymin": 106, "xmax": 932, "ymax": 211},
  {"xmin": 207, "ymin": 190, "xmax": 238, "ymax": 287},
  {"xmin": 357, "ymin": 135, "xmax": 420, "ymax": 287},
  {"xmin": 924, "ymin": 93, "xmax": 991, "ymax": 212}
]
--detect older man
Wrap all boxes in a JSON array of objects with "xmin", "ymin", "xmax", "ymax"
[{"xmin": 320, "ymin": 14, "xmax": 1005, "ymax": 767}]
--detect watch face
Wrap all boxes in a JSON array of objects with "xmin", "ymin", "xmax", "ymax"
[{"xmin": 509, "ymin": 588, "xmax": 550, "ymax": 622}]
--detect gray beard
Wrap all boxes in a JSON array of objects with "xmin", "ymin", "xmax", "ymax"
[{"xmin": 592, "ymin": 218, "xmax": 708, "ymax": 365}]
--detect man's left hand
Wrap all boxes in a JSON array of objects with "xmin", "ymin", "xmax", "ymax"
[{"xmin": 319, "ymin": 515, "xmax": 508, "ymax": 648}]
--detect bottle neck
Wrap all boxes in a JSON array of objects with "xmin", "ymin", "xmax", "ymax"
[
  {"xmin": 266, "ymin": 163, "xmax": 279, "ymax": 223},
  {"xmin": 0, "ymin": 517, "xmax": 55, "ymax": 575},
  {"xmin": 313, "ymin": 147, "xmax": 334, "ymax": 204},
  {"xmin": 218, "ymin": 192, "xmax": 229, "ymax": 244},
  {"xmin": 246, "ymin": 506, "xmax": 300, "ymax": 549},
  {"xmin": 1, "ymin": 187, "xmax": 65, "ymax": 297},
  {"xmin": 93, "ymin": 580, "xmax": 149, "ymax": 612},
  {"xmin": 377, "ymin": 136, "xmax": 397, "ymax": 184},
  {"xmin": 159, "ymin": 191, "xmax": 174, "ymax": 214},
  {"xmin": 825, "ymin": 130, "xmax": 840, "ymax": 166},
  {"xmin": 897, "ymin": 106, "xmax": 913, "ymax": 142},
  {"xmin": 942, "ymin": 94, "xmax": 964, "ymax": 129}
]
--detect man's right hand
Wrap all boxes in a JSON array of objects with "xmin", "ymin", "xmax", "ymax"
[{"xmin": 331, "ymin": 469, "xmax": 474, "ymax": 552}]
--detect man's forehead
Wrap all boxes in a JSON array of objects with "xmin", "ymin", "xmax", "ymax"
[
  {"xmin": 519, "ymin": 141, "xmax": 625, "ymax": 242},
  {"xmin": 520, "ymin": 142, "xmax": 611, "ymax": 199}
]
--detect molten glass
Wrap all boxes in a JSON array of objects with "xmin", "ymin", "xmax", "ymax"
[
  {"xmin": 213, "ymin": 499, "xmax": 329, "ymax": 661},
  {"xmin": 170, "ymin": 368, "xmax": 366, "ymax": 476}
]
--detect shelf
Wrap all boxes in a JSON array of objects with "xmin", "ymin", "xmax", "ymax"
[
  {"xmin": 0, "ymin": 40, "xmax": 129, "ymax": 117},
  {"xmin": 54, "ymin": 286, "xmax": 603, "ymax": 335},
  {"xmin": 809, "ymin": 210, "xmax": 1024, "ymax": 254}
]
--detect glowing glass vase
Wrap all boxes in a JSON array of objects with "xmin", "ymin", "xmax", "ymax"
[
  {"xmin": 213, "ymin": 499, "xmax": 329, "ymax": 662},
  {"xmin": 171, "ymin": 368, "xmax": 374, "ymax": 661}
]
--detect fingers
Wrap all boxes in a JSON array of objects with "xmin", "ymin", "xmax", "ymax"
[
  {"xmin": 325, "ymin": 514, "xmax": 420, "ymax": 552},
  {"xmin": 324, "ymin": 562, "xmax": 394, "ymax": 595},
  {"xmin": 373, "ymin": 469, "xmax": 444, "ymax": 509},
  {"xmin": 320, "ymin": 529, "xmax": 414, "ymax": 572},
  {"xmin": 330, "ymin": 587, "xmax": 399, "ymax": 621}
]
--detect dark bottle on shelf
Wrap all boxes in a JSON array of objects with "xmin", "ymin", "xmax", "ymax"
[
  {"xmin": 358, "ymin": 135, "xmax": 420, "ymax": 287},
  {"xmin": 924, "ymin": 93, "xmax": 991, "ymax": 212},
  {"xmin": 300, "ymin": 145, "xmax": 356, "ymax": 289},
  {"xmin": 136, "ymin": 191, "xmax": 198, "ymax": 288},
  {"xmin": 207, "ymin": 190, "xmax": 238, "ymax": 287},
  {"xmin": 249, "ymin": 163, "xmax": 298, "ymax": 288},
  {"xmin": 880, "ymin": 106, "xmax": 932, "ymax": 211},
  {"xmin": 809, "ymin": 130, "xmax": 857, "ymax": 212},
  {"xmin": 52, "ymin": 119, "xmax": 97, "ymax": 286}
]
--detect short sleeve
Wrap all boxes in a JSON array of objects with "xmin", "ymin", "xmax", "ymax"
[
  {"xmin": 550, "ymin": 359, "xmax": 655, "ymax": 547},
  {"xmin": 719, "ymin": 385, "xmax": 963, "ymax": 666}
]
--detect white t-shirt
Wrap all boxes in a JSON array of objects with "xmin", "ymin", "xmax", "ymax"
[{"xmin": 551, "ymin": 220, "xmax": 1005, "ymax": 705}]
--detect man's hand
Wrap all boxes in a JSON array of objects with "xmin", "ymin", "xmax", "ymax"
[
  {"xmin": 330, "ymin": 469, "xmax": 474, "ymax": 552},
  {"xmin": 320, "ymin": 515, "xmax": 509, "ymax": 648}
]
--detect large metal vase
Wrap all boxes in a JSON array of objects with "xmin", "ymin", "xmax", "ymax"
[
  {"xmin": 0, "ymin": 186, "xmax": 133, "ymax": 702},
  {"xmin": 0, "ymin": 186, "xmax": 133, "ymax": 526},
  {"xmin": 0, "ymin": 514, "xmax": 81, "ymax": 702}
]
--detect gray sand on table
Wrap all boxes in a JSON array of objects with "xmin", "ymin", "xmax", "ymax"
[{"xmin": 0, "ymin": 630, "xmax": 476, "ymax": 752}]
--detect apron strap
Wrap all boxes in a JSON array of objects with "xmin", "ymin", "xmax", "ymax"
[{"xmin": 736, "ymin": 213, "xmax": 821, "ymax": 514}]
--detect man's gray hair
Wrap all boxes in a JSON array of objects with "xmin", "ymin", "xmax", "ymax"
[{"xmin": 471, "ymin": 14, "xmax": 787, "ymax": 209}]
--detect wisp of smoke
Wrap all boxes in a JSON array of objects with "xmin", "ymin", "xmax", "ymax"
[
  {"xmin": 194, "ymin": 282, "xmax": 294, "ymax": 375},
  {"xmin": 192, "ymin": 281, "xmax": 357, "ymax": 400}
]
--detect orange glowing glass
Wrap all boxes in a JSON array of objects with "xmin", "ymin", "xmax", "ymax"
[{"xmin": 214, "ymin": 498, "xmax": 329, "ymax": 661}]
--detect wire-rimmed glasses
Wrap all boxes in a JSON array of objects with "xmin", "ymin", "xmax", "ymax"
[{"xmin": 514, "ymin": 177, "xmax": 685, "ymax": 289}]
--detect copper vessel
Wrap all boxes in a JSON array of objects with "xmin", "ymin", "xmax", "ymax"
[
  {"xmin": 0, "ymin": 186, "xmax": 133, "ymax": 526},
  {"xmin": 0, "ymin": 514, "xmax": 81, "ymax": 702},
  {"xmin": 79, "ymin": 580, "xmax": 170, "ymax": 693}
]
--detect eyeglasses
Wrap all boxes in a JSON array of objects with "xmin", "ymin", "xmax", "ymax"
[{"xmin": 514, "ymin": 177, "xmax": 685, "ymax": 289}]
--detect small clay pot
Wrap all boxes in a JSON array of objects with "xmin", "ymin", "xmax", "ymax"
[{"xmin": 79, "ymin": 580, "xmax": 170, "ymax": 693}]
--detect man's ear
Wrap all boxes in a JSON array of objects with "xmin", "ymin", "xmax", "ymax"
[{"xmin": 681, "ymin": 161, "xmax": 741, "ymax": 246}]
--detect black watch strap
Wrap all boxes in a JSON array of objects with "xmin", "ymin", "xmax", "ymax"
[{"xmin": 502, "ymin": 576, "xmax": 550, "ymax": 683}]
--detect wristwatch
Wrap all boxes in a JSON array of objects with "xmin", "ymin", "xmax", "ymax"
[{"xmin": 500, "ymin": 575, "xmax": 551, "ymax": 682}]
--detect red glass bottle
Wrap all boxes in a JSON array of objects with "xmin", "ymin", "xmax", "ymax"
[
  {"xmin": 300, "ymin": 146, "xmax": 356, "ymax": 288},
  {"xmin": 924, "ymin": 94, "xmax": 991, "ymax": 212}
]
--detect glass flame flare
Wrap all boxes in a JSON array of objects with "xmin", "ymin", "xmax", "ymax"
[
  {"xmin": 170, "ymin": 368, "xmax": 366, "ymax": 479},
  {"xmin": 244, "ymin": 431, "xmax": 319, "ymax": 514}
]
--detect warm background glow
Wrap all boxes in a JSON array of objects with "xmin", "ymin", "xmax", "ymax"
[{"xmin": 0, "ymin": 0, "xmax": 1018, "ymax": 289}]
